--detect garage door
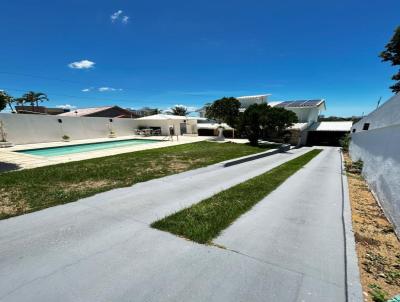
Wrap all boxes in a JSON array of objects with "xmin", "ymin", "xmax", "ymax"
[{"xmin": 306, "ymin": 131, "xmax": 347, "ymax": 146}]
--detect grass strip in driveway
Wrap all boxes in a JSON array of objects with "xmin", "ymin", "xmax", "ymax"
[
  {"xmin": 0, "ymin": 141, "xmax": 274, "ymax": 219},
  {"xmin": 151, "ymin": 149, "xmax": 322, "ymax": 244}
]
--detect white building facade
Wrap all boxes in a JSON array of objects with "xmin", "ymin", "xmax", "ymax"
[{"xmin": 350, "ymin": 94, "xmax": 400, "ymax": 235}]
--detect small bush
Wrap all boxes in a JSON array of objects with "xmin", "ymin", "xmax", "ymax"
[
  {"xmin": 340, "ymin": 133, "xmax": 350, "ymax": 152},
  {"xmin": 346, "ymin": 159, "xmax": 363, "ymax": 174},
  {"xmin": 368, "ymin": 284, "xmax": 388, "ymax": 302}
]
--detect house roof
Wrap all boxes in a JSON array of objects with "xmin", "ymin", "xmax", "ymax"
[
  {"xmin": 136, "ymin": 114, "xmax": 188, "ymax": 120},
  {"xmin": 197, "ymin": 122, "xmax": 233, "ymax": 130},
  {"xmin": 273, "ymin": 99, "xmax": 326, "ymax": 110},
  {"xmin": 308, "ymin": 121, "xmax": 353, "ymax": 132},
  {"xmin": 236, "ymin": 94, "xmax": 271, "ymax": 99},
  {"xmin": 288, "ymin": 123, "xmax": 310, "ymax": 131},
  {"xmin": 58, "ymin": 106, "xmax": 114, "ymax": 117}
]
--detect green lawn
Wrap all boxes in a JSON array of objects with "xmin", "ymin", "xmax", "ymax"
[
  {"xmin": 151, "ymin": 149, "xmax": 322, "ymax": 244},
  {"xmin": 0, "ymin": 141, "xmax": 273, "ymax": 219}
]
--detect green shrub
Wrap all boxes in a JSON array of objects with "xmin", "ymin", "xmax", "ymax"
[
  {"xmin": 346, "ymin": 159, "xmax": 363, "ymax": 174},
  {"xmin": 340, "ymin": 133, "xmax": 350, "ymax": 152},
  {"xmin": 368, "ymin": 284, "xmax": 388, "ymax": 302}
]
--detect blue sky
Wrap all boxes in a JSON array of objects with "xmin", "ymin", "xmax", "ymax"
[{"xmin": 0, "ymin": 0, "xmax": 399, "ymax": 116}]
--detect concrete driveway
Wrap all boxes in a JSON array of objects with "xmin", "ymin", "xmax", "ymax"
[{"xmin": 0, "ymin": 147, "xmax": 353, "ymax": 302}]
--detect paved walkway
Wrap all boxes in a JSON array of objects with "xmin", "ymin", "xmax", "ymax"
[
  {"xmin": 215, "ymin": 147, "xmax": 346, "ymax": 301},
  {"xmin": 0, "ymin": 147, "xmax": 349, "ymax": 302}
]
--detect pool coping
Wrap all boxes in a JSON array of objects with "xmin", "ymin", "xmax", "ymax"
[
  {"xmin": 0, "ymin": 135, "xmax": 213, "ymax": 170},
  {"xmin": 16, "ymin": 138, "xmax": 161, "ymax": 154}
]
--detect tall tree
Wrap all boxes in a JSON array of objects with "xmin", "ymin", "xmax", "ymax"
[
  {"xmin": 239, "ymin": 103, "xmax": 298, "ymax": 146},
  {"xmin": 171, "ymin": 106, "xmax": 188, "ymax": 116},
  {"xmin": 205, "ymin": 97, "xmax": 240, "ymax": 127},
  {"xmin": 265, "ymin": 107, "xmax": 298, "ymax": 136},
  {"xmin": 20, "ymin": 91, "xmax": 49, "ymax": 112},
  {"xmin": 380, "ymin": 26, "xmax": 400, "ymax": 93},
  {"xmin": 0, "ymin": 92, "xmax": 7, "ymax": 112},
  {"xmin": 239, "ymin": 103, "xmax": 269, "ymax": 146},
  {"xmin": 15, "ymin": 97, "xmax": 26, "ymax": 111},
  {"xmin": 0, "ymin": 91, "xmax": 16, "ymax": 112}
]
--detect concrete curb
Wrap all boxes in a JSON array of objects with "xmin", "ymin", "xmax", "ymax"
[
  {"xmin": 340, "ymin": 151, "xmax": 364, "ymax": 302},
  {"xmin": 223, "ymin": 144, "xmax": 291, "ymax": 167}
]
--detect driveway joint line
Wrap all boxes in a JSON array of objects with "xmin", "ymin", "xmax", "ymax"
[{"xmin": 218, "ymin": 245, "xmax": 345, "ymax": 289}]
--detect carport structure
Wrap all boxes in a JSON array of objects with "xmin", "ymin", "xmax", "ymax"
[{"xmin": 306, "ymin": 121, "xmax": 353, "ymax": 146}]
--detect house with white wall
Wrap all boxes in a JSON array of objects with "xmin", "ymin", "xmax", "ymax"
[
  {"xmin": 197, "ymin": 96, "xmax": 351, "ymax": 144},
  {"xmin": 271, "ymin": 99, "xmax": 325, "ymax": 123},
  {"xmin": 236, "ymin": 94, "xmax": 270, "ymax": 111},
  {"xmin": 270, "ymin": 99, "xmax": 352, "ymax": 146},
  {"xmin": 135, "ymin": 114, "xmax": 198, "ymax": 136},
  {"xmin": 197, "ymin": 94, "xmax": 270, "ymax": 117}
]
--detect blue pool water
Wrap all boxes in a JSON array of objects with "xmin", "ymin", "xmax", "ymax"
[{"xmin": 17, "ymin": 139, "xmax": 159, "ymax": 157}]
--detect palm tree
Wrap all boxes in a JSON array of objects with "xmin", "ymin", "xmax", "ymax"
[
  {"xmin": 15, "ymin": 97, "xmax": 26, "ymax": 112},
  {"xmin": 0, "ymin": 91, "xmax": 15, "ymax": 112},
  {"xmin": 171, "ymin": 106, "xmax": 188, "ymax": 116},
  {"xmin": 21, "ymin": 91, "xmax": 49, "ymax": 112}
]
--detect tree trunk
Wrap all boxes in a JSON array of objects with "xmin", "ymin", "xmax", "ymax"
[{"xmin": 7, "ymin": 102, "xmax": 14, "ymax": 112}]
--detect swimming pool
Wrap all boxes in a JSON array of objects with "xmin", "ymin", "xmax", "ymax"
[{"xmin": 16, "ymin": 139, "xmax": 160, "ymax": 157}]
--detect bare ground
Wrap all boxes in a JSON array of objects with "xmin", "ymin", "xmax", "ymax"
[{"xmin": 344, "ymin": 154, "xmax": 400, "ymax": 301}]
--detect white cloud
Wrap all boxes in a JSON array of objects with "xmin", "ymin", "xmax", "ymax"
[
  {"xmin": 57, "ymin": 104, "xmax": 76, "ymax": 110},
  {"xmin": 175, "ymin": 104, "xmax": 198, "ymax": 112},
  {"xmin": 98, "ymin": 87, "xmax": 123, "ymax": 92},
  {"xmin": 164, "ymin": 105, "xmax": 198, "ymax": 113},
  {"xmin": 111, "ymin": 10, "xmax": 129, "ymax": 24},
  {"xmin": 186, "ymin": 106, "xmax": 199, "ymax": 112},
  {"xmin": 111, "ymin": 10, "xmax": 123, "ymax": 22},
  {"xmin": 81, "ymin": 87, "xmax": 122, "ymax": 92},
  {"xmin": 68, "ymin": 60, "xmax": 95, "ymax": 69},
  {"xmin": 122, "ymin": 16, "xmax": 129, "ymax": 24}
]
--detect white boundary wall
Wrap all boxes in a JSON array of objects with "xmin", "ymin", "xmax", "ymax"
[
  {"xmin": 350, "ymin": 94, "xmax": 400, "ymax": 234},
  {"xmin": 0, "ymin": 113, "xmax": 139, "ymax": 144},
  {"xmin": 0, "ymin": 113, "xmax": 200, "ymax": 145}
]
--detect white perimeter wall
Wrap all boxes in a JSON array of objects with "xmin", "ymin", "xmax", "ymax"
[
  {"xmin": 0, "ymin": 113, "xmax": 139, "ymax": 144},
  {"xmin": 349, "ymin": 94, "xmax": 400, "ymax": 234},
  {"xmin": 352, "ymin": 94, "xmax": 400, "ymax": 132},
  {"xmin": 0, "ymin": 113, "xmax": 200, "ymax": 144}
]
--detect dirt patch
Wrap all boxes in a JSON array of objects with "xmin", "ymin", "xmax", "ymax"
[
  {"xmin": 166, "ymin": 157, "xmax": 204, "ymax": 173},
  {"xmin": 0, "ymin": 188, "xmax": 30, "ymax": 218},
  {"xmin": 59, "ymin": 180, "xmax": 117, "ymax": 193},
  {"xmin": 344, "ymin": 153, "xmax": 400, "ymax": 301}
]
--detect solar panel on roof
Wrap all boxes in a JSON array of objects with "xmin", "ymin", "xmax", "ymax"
[
  {"xmin": 304, "ymin": 100, "xmax": 321, "ymax": 106},
  {"xmin": 287, "ymin": 100, "xmax": 307, "ymax": 107},
  {"xmin": 273, "ymin": 99, "xmax": 323, "ymax": 108},
  {"xmin": 275, "ymin": 101, "xmax": 291, "ymax": 106}
]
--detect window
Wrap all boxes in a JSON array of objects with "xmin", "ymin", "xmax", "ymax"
[
  {"xmin": 57, "ymin": 119, "xmax": 62, "ymax": 123},
  {"xmin": 352, "ymin": 129, "xmax": 356, "ymax": 133},
  {"xmin": 362, "ymin": 123, "xmax": 370, "ymax": 130}
]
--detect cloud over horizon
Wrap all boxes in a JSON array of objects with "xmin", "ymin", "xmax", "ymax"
[
  {"xmin": 163, "ymin": 104, "xmax": 198, "ymax": 114},
  {"xmin": 57, "ymin": 104, "xmax": 76, "ymax": 110}
]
